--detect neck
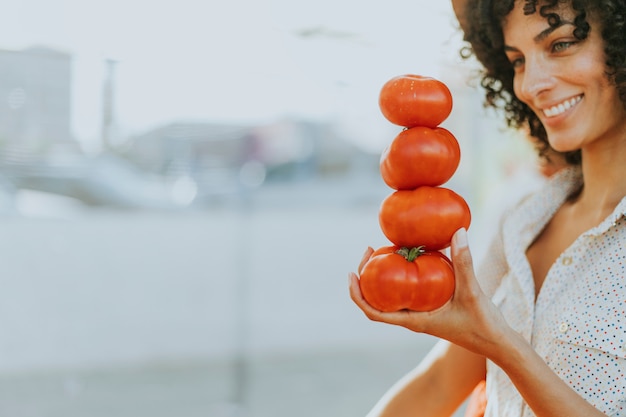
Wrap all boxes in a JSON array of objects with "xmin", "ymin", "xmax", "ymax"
[{"xmin": 575, "ymin": 138, "xmax": 626, "ymax": 218}]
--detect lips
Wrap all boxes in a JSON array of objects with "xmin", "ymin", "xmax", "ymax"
[{"xmin": 542, "ymin": 95, "xmax": 583, "ymax": 118}]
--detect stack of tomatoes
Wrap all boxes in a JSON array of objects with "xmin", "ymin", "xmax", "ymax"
[{"xmin": 359, "ymin": 74, "xmax": 471, "ymax": 313}]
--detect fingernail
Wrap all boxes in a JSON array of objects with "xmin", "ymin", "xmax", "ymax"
[{"xmin": 454, "ymin": 228, "xmax": 468, "ymax": 249}]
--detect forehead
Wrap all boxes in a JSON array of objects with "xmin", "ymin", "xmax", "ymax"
[{"xmin": 502, "ymin": 1, "xmax": 576, "ymax": 41}]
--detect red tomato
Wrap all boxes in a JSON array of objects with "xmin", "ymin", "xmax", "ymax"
[
  {"xmin": 359, "ymin": 245, "xmax": 455, "ymax": 312},
  {"xmin": 380, "ymin": 126, "xmax": 460, "ymax": 189},
  {"xmin": 379, "ymin": 186, "xmax": 471, "ymax": 250},
  {"xmin": 379, "ymin": 74, "xmax": 453, "ymax": 128}
]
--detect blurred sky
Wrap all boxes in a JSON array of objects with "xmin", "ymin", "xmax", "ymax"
[{"xmin": 0, "ymin": 0, "xmax": 464, "ymax": 152}]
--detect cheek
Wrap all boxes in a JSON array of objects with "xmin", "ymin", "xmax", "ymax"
[
  {"xmin": 589, "ymin": 70, "xmax": 622, "ymax": 110},
  {"xmin": 576, "ymin": 63, "xmax": 607, "ymax": 88},
  {"xmin": 571, "ymin": 42, "xmax": 610, "ymax": 88}
]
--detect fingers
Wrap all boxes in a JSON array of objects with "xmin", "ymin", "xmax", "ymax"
[
  {"xmin": 451, "ymin": 227, "xmax": 472, "ymax": 272},
  {"xmin": 348, "ymin": 272, "xmax": 418, "ymax": 328},
  {"xmin": 450, "ymin": 228, "xmax": 479, "ymax": 297},
  {"xmin": 358, "ymin": 246, "xmax": 374, "ymax": 275},
  {"xmin": 348, "ymin": 272, "xmax": 374, "ymax": 314},
  {"xmin": 452, "ymin": 227, "xmax": 468, "ymax": 250},
  {"xmin": 348, "ymin": 272, "xmax": 387, "ymax": 321}
]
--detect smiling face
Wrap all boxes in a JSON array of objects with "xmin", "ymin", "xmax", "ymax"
[{"xmin": 502, "ymin": 1, "xmax": 626, "ymax": 154}]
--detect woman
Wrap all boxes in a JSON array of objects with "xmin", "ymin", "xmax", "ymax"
[{"xmin": 349, "ymin": 0, "xmax": 626, "ymax": 416}]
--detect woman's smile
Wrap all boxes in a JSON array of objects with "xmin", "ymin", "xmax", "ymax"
[
  {"xmin": 541, "ymin": 94, "xmax": 583, "ymax": 118},
  {"xmin": 503, "ymin": 4, "xmax": 626, "ymax": 153}
]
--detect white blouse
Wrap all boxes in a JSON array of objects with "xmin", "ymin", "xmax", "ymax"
[{"xmin": 477, "ymin": 167, "xmax": 626, "ymax": 417}]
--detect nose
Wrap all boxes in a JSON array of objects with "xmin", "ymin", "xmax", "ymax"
[{"xmin": 516, "ymin": 54, "xmax": 556, "ymax": 100}]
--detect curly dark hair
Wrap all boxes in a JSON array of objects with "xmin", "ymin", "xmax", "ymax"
[{"xmin": 462, "ymin": 0, "xmax": 626, "ymax": 165}]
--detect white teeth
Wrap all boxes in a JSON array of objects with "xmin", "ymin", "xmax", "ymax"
[{"xmin": 543, "ymin": 96, "xmax": 582, "ymax": 117}]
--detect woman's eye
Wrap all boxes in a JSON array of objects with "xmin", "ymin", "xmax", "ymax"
[
  {"xmin": 552, "ymin": 41, "xmax": 575, "ymax": 53},
  {"xmin": 509, "ymin": 57, "xmax": 524, "ymax": 69}
]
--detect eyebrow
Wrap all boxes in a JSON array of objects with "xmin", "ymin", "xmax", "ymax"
[{"xmin": 504, "ymin": 21, "xmax": 575, "ymax": 52}]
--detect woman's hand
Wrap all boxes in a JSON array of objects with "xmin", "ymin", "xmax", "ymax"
[
  {"xmin": 357, "ymin": 246, "xmax": 375, "ymax": 276},
  {"xmin": 349, "ymin": 228, "xmax": 512, "ymax": 360}
]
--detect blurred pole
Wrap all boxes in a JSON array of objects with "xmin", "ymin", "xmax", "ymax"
[
  {"xmin": 231, "ymin": 173, "xmax": 254, "ymax": 417},
  {"xmin": 101, "ymin": 59, "xmax": 117, "ymax": 151}
]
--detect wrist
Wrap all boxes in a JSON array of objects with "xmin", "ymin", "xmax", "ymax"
[
  {"xmin": 477, "ymin": 322, "xmax": 529, "ymax": 367},
  {"xmin": 486, "ymin": 328, "xmax": 532, "ymax": 371}
]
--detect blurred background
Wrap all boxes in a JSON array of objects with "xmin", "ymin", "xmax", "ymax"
[{"xmin": 0, "ymin": 0, "xmax": 545, "ymax": 416}]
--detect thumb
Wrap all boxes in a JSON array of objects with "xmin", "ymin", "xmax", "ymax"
[{"xmin": 450, "ymin": 228, "xmax": 476, "ymax": 287}]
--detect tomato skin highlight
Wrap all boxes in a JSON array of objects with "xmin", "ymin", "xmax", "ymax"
[
  {"xmin": 379, "ymin": 187, "xmax": 471, "ymax": 250},
  {"xmin": 379, "ymin": 74, "xmax": 453, "ymax": 128},
  {"xmin": 359, "ymin": 246, "xmax": 455, "ymax": 312},
  {"xmin": 380, "ymin": 126, "xmax": 460, "ymax": 190}
]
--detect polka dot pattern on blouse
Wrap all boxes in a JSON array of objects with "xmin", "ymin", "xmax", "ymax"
[{"xmin": 476, "ymin": 167, "xmax": 626, "ymax": 417}]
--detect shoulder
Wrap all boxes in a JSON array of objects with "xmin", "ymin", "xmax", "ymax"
[{"xmin": 501, "ymin": 166, "xmax": 582, "ymax": 231}]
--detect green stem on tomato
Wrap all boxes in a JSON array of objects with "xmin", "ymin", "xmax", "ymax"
[{"xmin": 396, "ymin": 246, "xmax": 425, "ymax": 262}]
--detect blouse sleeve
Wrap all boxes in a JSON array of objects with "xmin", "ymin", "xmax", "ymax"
[{"xmin": 474, "ymin": 210, "xmax": 509, "ymax": 300}]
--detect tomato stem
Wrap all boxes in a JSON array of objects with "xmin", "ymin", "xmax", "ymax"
[{"xmin": 396, "ymin": 246, "xmax": 425, "ymax": 262}]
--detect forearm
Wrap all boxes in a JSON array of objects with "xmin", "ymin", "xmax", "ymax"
[
  {"xmin": 350, "ymin": 229, "xmax": 611, "ymax": 417},
  {"xmin": 491, "ymin": 330, "xmax": 608, "ymax": 417},
  {"xmin": 369, "ymin": 340, "xmax": 485, "ymax": 417}
]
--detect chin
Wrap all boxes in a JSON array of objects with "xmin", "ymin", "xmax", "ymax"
[
  {"xmin": 546, "ymin": 137, "xmax": 582, "ymax": 154},
  {"xmin": 550, "ymin": 145, "xmax": 575, "ymax": 153}
]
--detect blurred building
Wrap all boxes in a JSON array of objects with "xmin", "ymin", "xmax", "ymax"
[
  {"xmin": 124, "ymin": 118, "xmax": 366, "ymax": 203},
  {"xmin": 0, "ymin": 46, "xmax": 74, "ymax": 151},
  {"xmin": 0, "ymin": 46, "xmax": 377, "ymax": 209}
]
